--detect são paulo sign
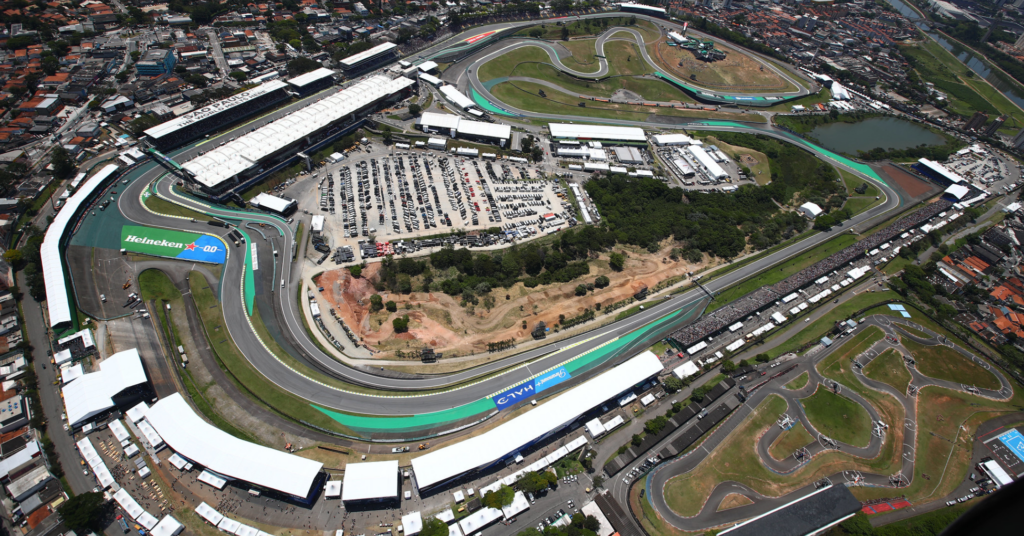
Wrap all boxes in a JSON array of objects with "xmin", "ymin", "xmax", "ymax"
[{"xmin": 121, "ymin": 225, "xmax": 226, "ymax": 264}]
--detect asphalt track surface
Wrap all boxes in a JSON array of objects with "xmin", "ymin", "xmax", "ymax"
[
  {"xmin": 624, "ymin": 316, "xmax": 1013, "ymax": 531},
  {"xmin": 101, "ymin": 12, "xmax": 907, "ymax": 420},
  {"xmin": 467, "ymin": 26, "xmax": 808, "ymax": 99}
]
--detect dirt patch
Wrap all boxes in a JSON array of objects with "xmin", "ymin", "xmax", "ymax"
[
  {"xmin": 881, "ymin": 164, "xmax": 935, "ymax": 199},
  {"xmin": 739, "ymin": 154, "xmax": 759, "ymax": 167},
  {"xmin": 314, "ymin": 245, "xmax": 714, "ymax": 357},
  {"xmin": 651, "ymin": 40, "xmax": 793, "ymax": 92},
  {"xmin": 716, "ymin": 493, "xmax": 754, "ymax": 512}
]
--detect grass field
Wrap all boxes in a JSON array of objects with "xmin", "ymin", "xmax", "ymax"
[
  {"xmin": 785, "ymin": 371, "xmax": 809, "ymax": 390},
  {"xmin": 478, "ymin": 46, "xmax": 550, "ymax": 82},
  {"xmin": 139, "ymin": 269, "xmax": 181, "ymax": 302},
  {"xmin": 863, "ymin": 348, "xmax": 912, "ymax": 394},
  {"xmin": 707, "ymin": 233, "xmax": 859, "ymax": 312},
  {"xmin": 604, "ymin": 40, "xmax": 652, "ymax": 77},
  {"xmin": 649, "ymin": 39, "xmax": 797, "ymax": 94},
  {"xmin": 765, "ymin": 291, "xmax": 900, "ymax": 359},
  {"xmin": 489, "ymin": 80, "xmax": 761, "ymax": 123},
  {"xmin": 902, "ymin": 337, "xmax": 1001, "ymax": 390},
  {"xmin": 187, "ymin": 273, "xmax": 355, "ymax": 436},
  {"xmin": 559, "ymin": 39, "xmax": 601, "ymax": 73},
  {"xmin": 144, "ymin": 194, "xmax": 213, "ymax": 221},
  {"xmin": 844, "ymin": 196, "xmax": 883, "ymax": 217},
  {"xmin": 839, "ymin": 168, "xmax": 878, "ymax": 197},
  {"xmin": 702, "ymin": 135, "xmax": 771, "ymax": 184},
  {"xmin": 801, "ymin": 387, "xmax": 873, "ymax": 447},
  {"xmin": 768, "ymin": 421, "xmax": 814, "ymax": 460},
  {"xmin": 895, "ymin": 323, "xmax": 929, "ymax": 338},
  {"xmin": 764, "ymin": 89, "xmax": 831, "ymax": 113},
  {"xmin": 901, "ymin": 44, "xmax": 1000, "ymax": 119}
]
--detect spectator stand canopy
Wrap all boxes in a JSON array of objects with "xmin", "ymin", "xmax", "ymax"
[
  {"xmin": 198, "ymin": 470, "xmax": 228, "ymax": 489},
  {"xmin": 340, "ymin": 42, "xmax": 398, "ymax": 73},
  {"xmin": 144, "ymin": 394, "xmax": 324, "ymax": 501},
  {"xmin": 182, "ymin": 75, "xmax": 414, "ymax": 195},
  {"xmin": 944, "ymin": 184, "xmax": 970, "ymax": 201},
  {"xmin": 411, "ymin": 352, "xmax": 663, "ymax": 491},
  {"xmin": 143, "ymin": 81, "xmax": 289, "ymax": 148},
  {"xmin": 548, "ymin": 123, "xmax": 646, "ymax": 144},
  {"xmin": 126, "ymin": 401, "xmax": 149, "ymax": 423},
  {"xmin": 402, "ymin": 512, "xmax": 423, "ymax": 535},
  {"xmin": 42, "ymin": 164, "xmax": 122, "ymax": 328},
  {"xmin": 136, "ymin": 418, "xmax": 165, "ymax": 451},
  {"xmin": 914, "ymin": 158, "xmax": 966, "ymax": 185},
  {"xmin": 342, "ymin": 460, "xmax": 398, "ymax": 502},
  {"xmin": 62, "ymin": 348, "xmax": 149, "ymax": 428},
  {"xmin": 287, "ymin": 68, "xmax": 335, "ymax": 93}
]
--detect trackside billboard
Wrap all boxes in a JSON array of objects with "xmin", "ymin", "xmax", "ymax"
[
  {"xmin": 491, "ymin": 367, "xmax": 574, "ymax": 410},
  {"xmin": 121, "ymin": 225, "xmax": 226, "ymax": 263}
]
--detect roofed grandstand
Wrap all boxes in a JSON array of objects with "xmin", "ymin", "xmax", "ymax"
[
  {"xmin": 181, "ymin": 74, "xmax": 415, "ymax": 199},
  {"xmin": 340, "ymin": 43, "xmax": 399, "ymax": 76},
  {"xmin": 670, "ymin": 199, "xmax": 954, "ymax": 347},
  {"xmin": 288, "ymin": 67, "xmax": 336, "ymax": 95},
  {"xmin": 143, "ymin": 81, "xmax": 290, "ymax": 149}
]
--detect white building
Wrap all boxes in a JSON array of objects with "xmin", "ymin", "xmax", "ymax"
[{"xmin": 799, "ymin": 202, "xmax": 823, "ymax": 218}]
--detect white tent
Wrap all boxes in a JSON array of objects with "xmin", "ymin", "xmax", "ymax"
[
  {"xmin": 62, "ymin": 348, "xmax": 148, "ymax": 427},
  {"xmin": 342, "ymin": 460, "xmax": 398, "ymax": 502}
]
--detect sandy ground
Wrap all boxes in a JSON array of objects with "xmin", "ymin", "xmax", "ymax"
[
  {"xmin": 881, "ymin": 164, "xmax": 934, "ymax": 198},
  {"xmin": 651, "ymin": 40, "xmax": 792, "ymax": 92},
  {"xmin": 314, "ymin": 244, "xmax": 713, "ymax": 356}
]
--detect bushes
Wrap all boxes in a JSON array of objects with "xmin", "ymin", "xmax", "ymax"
[{"xmin": 392, "ymin": 315, "xmax": 410, "ymax": 333}]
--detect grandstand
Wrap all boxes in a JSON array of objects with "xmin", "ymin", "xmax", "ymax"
[
  {"xmin": 181, "ymin": 75, "xmax": 415, "ymax": 199},
  {"xmin": 619, "ymin": 2, "xmax": 667, "ymax": 18},
  {"xmin": 669, "ymin": 199, "xmax": 953, "ymax": 348},
  {"xmin": 143, "ymin": 81, "xmax": 290, "ymax": 149},
  {"xmin": 340, "ymin": 43, "xmax": 400, "ymax": 76},
  {"xmin": 288, "ymin": 67, "xmax": 336, "ymax": 95}
]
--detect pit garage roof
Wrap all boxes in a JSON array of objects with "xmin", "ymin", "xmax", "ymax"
[
  {"xmin": 62, "ymin": 348, "xmax": 148, "ymax": 427},
  {"xmin": 418, "ymin": 61, "xmax": 438, "ymax": 72},
  {"xmin": 418, "ymin": 111, "xmax": 462, "ymax": 131},
  {"xmin": 42, "ymin": 164, "xmax": 121, "ymax": 328},
  {"xmin": 183, "ymin": 75, "xmax": 414, "ymax": 188},
  {"xmin": 288, "ymin": 67, "xmax": 334, "ymax": 88},
  {"xmin": 340, "ymin": 42, "xmax": 398, "ymax": 67},
  {"xmin": 342, "ymin": 460, "xmax": 398, "ymax": 501},
  {"xmin": 411, "ymin": 351, "xmax": 663, "ymax": 489},
  {"xmin": 144, "ymin": 393, "xmax": 323, "ymax": 498},
  {"xmin": 548, "ymin": 123, "xmax": 646, "ymax": 142},
  {"xmin": 457, "ymin": 119, "xmax": 511, "ymax": 141},
  {"xmin": 145, "ymin": 81, "xmax": 289, "ymax": 140}
]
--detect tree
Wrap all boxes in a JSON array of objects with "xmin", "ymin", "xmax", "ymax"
[
  {"xmin": 814, "ymin": 214, "xmax": 836, "ymax": 231},
  {"xmin": 386, "ymin": 300, "xmax": 397, "ymax": 312},
  {"xmin": 50, "ymin": 146, "xmax": 75, "ymax": 180},
  {"xmin": 370, "ymin": 294, "xmax": 384, "ymax": 312},
  {"xmin": 58, "ymin": 492, "xmax": 106, "ymax": 532},
  {"xmin": 393, "ymin": 315, "xmax": 410, "ymax": 333},
  {"xmin": 229, "ymin": 70, "xmax": 248, "ymax": 82},
  {"xmin": 287, "ymin": 57, "xmax": 321, "ymax": 76},
  {"xmin": 721, "ymin": 359, "xmax": 738, "ymax": 373},
  {"xmin": 3, "ymin": 249, "xmax": 23, "ymax": 267},
  {"xmin": 663, "ymin": 375, "xmax": 684, "ymax": 393},
  {"xmin": 609, "ymin": 252, "xmax": 625, "ymax": 271},
  {"xmin": 575, "ymin": 284, "xmax": 587, "ymax": 296},
  {"xmin": 594, "ymin": 275, "xmax": 610, "ymax": 288},
  {"xmin": 116, "ymin": 70, "xmax": 130, "ymax": 82},
  {"xmin": 592, "ymin": 475, "xmax": 605, "ymax": 489},
  {"xmin": 584, "ymin": 516, "xmax": 601, "ymax": 532},
  {"xmin": 408, "ymin": 103, "xmax": 422, "ymax": 116},
  {"xmin": 420, "ymin": 518, "xmax": 449, "ymax": 536},
  {"xmin": 481, "ymin": 484, "xmax": 515, "ymax": 508},
  {"xmin": 348, "ymin": 264, "xmax": 363, "ymax": 278},
  {"xmin": 631, "ymin": 434, "xmax": 642, "ymax": 447},
  {"xmin": 755, "ymin": 353, "xmax": 770, "ymax": 363},
  {"xmin": 561, "ymin": 26, "xmax": 569, "ymax": 40}
]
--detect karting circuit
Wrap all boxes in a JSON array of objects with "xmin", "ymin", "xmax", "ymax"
[{"xmin": 35, "ymin": 6, "xmax": 1024, "ymax": 536}]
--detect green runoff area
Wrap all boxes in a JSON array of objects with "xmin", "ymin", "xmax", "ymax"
[{"xmin": 767, "ymin": 421, "xmax": 814, "ymax": 460}]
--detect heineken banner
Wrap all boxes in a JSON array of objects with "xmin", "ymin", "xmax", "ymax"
[{"xmin": 121, "ymin": 225, "xmax": 226, "ymax": 263}]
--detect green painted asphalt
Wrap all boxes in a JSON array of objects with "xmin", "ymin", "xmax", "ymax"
[
  {"xmin": 471, "ymin": 88, "xmax": 517, "ymax": 116},
  {"xmin": 699, "ymin": 121, "xmax": 887, "ymax": 186},
  {"xmin": 309, "ymin": 298, "xmax": 704, "ymax": 433}
]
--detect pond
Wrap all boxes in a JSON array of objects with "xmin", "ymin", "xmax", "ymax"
[{"xmin": 808, "ymin": 116, "xmax": 946, "ymax": 155}]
